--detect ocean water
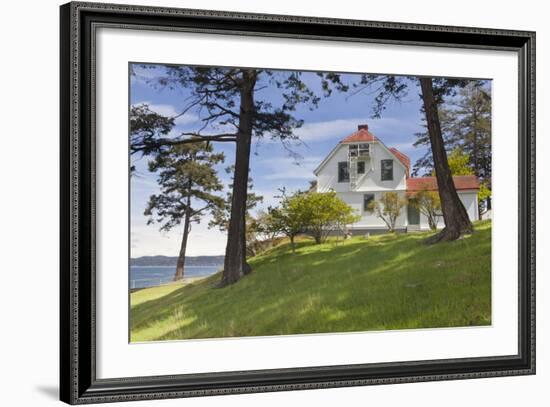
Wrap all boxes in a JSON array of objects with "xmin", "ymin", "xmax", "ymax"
[{"xmin": 130, "ymin": 265, "xmax": 221, "ymax": 289}]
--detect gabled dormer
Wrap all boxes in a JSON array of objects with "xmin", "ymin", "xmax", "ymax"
[
  {"xmin": 314, "ymin": 124, "xmax": 410, "ymax": 193},
  {"xmin": 341, "ymin": 126, "xmax": 375, "ymax": 189}
]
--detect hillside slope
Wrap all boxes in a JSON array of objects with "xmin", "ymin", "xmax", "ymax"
[{"xmin": 130, "ymin": 221, "xmax": 491, "ymax": 342}]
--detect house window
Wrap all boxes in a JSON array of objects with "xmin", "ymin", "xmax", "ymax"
[
  {"xmin": 363, "ymin": 193, "xmax": 375, "ymax": 211},
  {"xmin": 349, "ymin": 144, "xmax": 370, "ymax": 158},
  {"xmin": 338, "ymin": 162, "xmax": 349, "ymax": 182},
  {"xmin": 381, "ymin": 159, "xmax": 393, "ymax": 181},
  {"xmin": 357, "ymin": 161, "xmax": 366, "ymax": 174}
]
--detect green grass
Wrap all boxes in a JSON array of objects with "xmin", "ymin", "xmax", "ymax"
[{"xmin": 130, "ymin": 220, "xmax": 492, "ymax": 342}]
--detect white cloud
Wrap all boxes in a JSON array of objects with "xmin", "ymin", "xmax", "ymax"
[
  {"xmin": 250, "ymin": 189, "xmax": 279, "ymax": 213},
  {"xmin": 293, "ymin": 118, "xmax": 360, "ymax": 142},
  {"xmin": 131, "ymin": 214, "xmax": 227, "ymax": 258},
  {"xmin": 367, "ymin": 117, "xmax": 418, "ymax": 141},
  {"xmin": 259, "ymin": 155, "xmax": 323, "ymax": 181},
  {"xmin": 261, "ymin": 116, "xmax": 420, "ymax": 145}
]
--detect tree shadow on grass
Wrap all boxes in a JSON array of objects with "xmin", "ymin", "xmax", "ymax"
[{"xmin": 130, "ymin": 224, "xmax": 492, "ymax": 341}]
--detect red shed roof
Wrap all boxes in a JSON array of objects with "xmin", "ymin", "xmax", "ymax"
[
  {"xmin": 407, "ymin": 175, "xmax": 480, "ymax": 192},
  {"xmin": 389, "ymin": 148, "xmax": 411, "ymax": 177}
]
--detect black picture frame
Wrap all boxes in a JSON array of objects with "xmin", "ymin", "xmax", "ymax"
[{"xmin": 60, "ymin": 2, "xmax": 536, "ymax": 404}]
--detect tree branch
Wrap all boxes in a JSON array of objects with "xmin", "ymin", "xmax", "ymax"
[{"xmin": 178, "ymin": 133, "xmax": 237, "ymax": 142}]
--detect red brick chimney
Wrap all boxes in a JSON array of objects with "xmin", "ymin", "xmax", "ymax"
[{"xmin": 357, "ymin": 124, "xmax": 369, "ymax": 131}]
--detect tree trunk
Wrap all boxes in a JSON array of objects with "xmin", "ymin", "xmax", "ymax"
[
  {"xmin": 290, "ymin": 235, "xmax": 295, "ymax": 253},
  {"xmin": 472, "ymin": 105, "xmax": 481, "ymax": 220},
  {"xmin": 477, "ymin": 199, "xmax": 482, "ymax": 221},
  {"xmin": 313, "ymin": 230, "xmax": 322, "ymax": 244},
  {"xmin": 174, "ymin": 197, "xmax": 192, "ymax": 281},
  {"xmin": 428, "ymin": 212, "xmax": 437, "ymax": 230},
  {"xmin": 241, "ymin": 212, "xmax": 252, "ymax": 275},
  {"xmin": 419, "ymin": 78, "xmax": 473, "ymax": 244},
  {"xmin": 390, "ymin": 215, "xmax": 397, "ymax": 232},
  {"xmin": 222, "ymin": 70, "xmax": 257, "ymax": 286}
]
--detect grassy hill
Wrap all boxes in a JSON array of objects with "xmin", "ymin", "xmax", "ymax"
[{"xmin": 130, "ymin": 221, "xmax": 491, "ymax": 342}]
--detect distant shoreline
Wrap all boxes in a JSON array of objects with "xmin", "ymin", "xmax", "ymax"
[
  {"xmin": 130, "ymin": 254, "xmax": 224, "ymax": 267},
  {"xmin": 130, "ymin": 265, "xmax": 223, "ymax": 268},
  {"xmin": 130, "ymin": 264, "xmax": 221, "ymax": 289},
  {"xmin": 130, "ymin": 274, "xmax": 210, "ymax": 293}
]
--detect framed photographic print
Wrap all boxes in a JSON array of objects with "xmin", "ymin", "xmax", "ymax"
[{"xmin": 60, "ymin": 1, "xmax": 535, "ymax": 404}]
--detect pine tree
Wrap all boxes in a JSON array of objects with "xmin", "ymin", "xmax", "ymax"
[
  {"xmin": 411, "ymin": 108, "xmax": 459, "ymax": 176},
  {"xmin": 144, "ymin": 142, "xmax": 225, "ymax": 281},
  {"xmin": 450, "ymin": 83, "xmax": 492, "ymax": 214},
  {"xmin": 130, "ymin": 104, "xmax": 174, "ymax": 173},
  {"xmin": 412, "ymin": 82, "xmax": 492, "ymax": 214},
  {"xmin": 419, "ymin": 77, "xmax": 473, "ymax": 242},
  {"xmin": 132, "ymin": 66, "xmax": 346, "ymax": 285}
]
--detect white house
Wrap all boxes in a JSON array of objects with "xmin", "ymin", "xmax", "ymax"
[{"xmin": 313, "ymin": 124, "xmax": 480, "ymax": 233}]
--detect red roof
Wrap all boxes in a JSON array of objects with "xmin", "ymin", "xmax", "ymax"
[
  {"xmin": 340, "ymin": 127, "xmax": 377, "ymax": 143},
  {"xmin": 407, "ymin": 175, "xmax": 480, "ymax": 192},
  {"xmin": 389, "ymin": 148, "xmax": 410, "ymax": 177},
  {"xmin": 340, "ymin": 125, "xmax": 411, "ymax": 177},
  {"xmin": 335, "ymin": 124, "xmax": 479, "ymax": 192}
]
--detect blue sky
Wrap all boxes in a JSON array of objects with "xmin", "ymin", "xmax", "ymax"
[{"xmin": 130, "ymin": 65, "xmax": 429, "ymax": 257}]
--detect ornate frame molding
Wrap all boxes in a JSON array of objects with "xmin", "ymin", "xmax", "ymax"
[{"xmin": 60, "ymin": 2, "xmax": 535, "ymax": 404}]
